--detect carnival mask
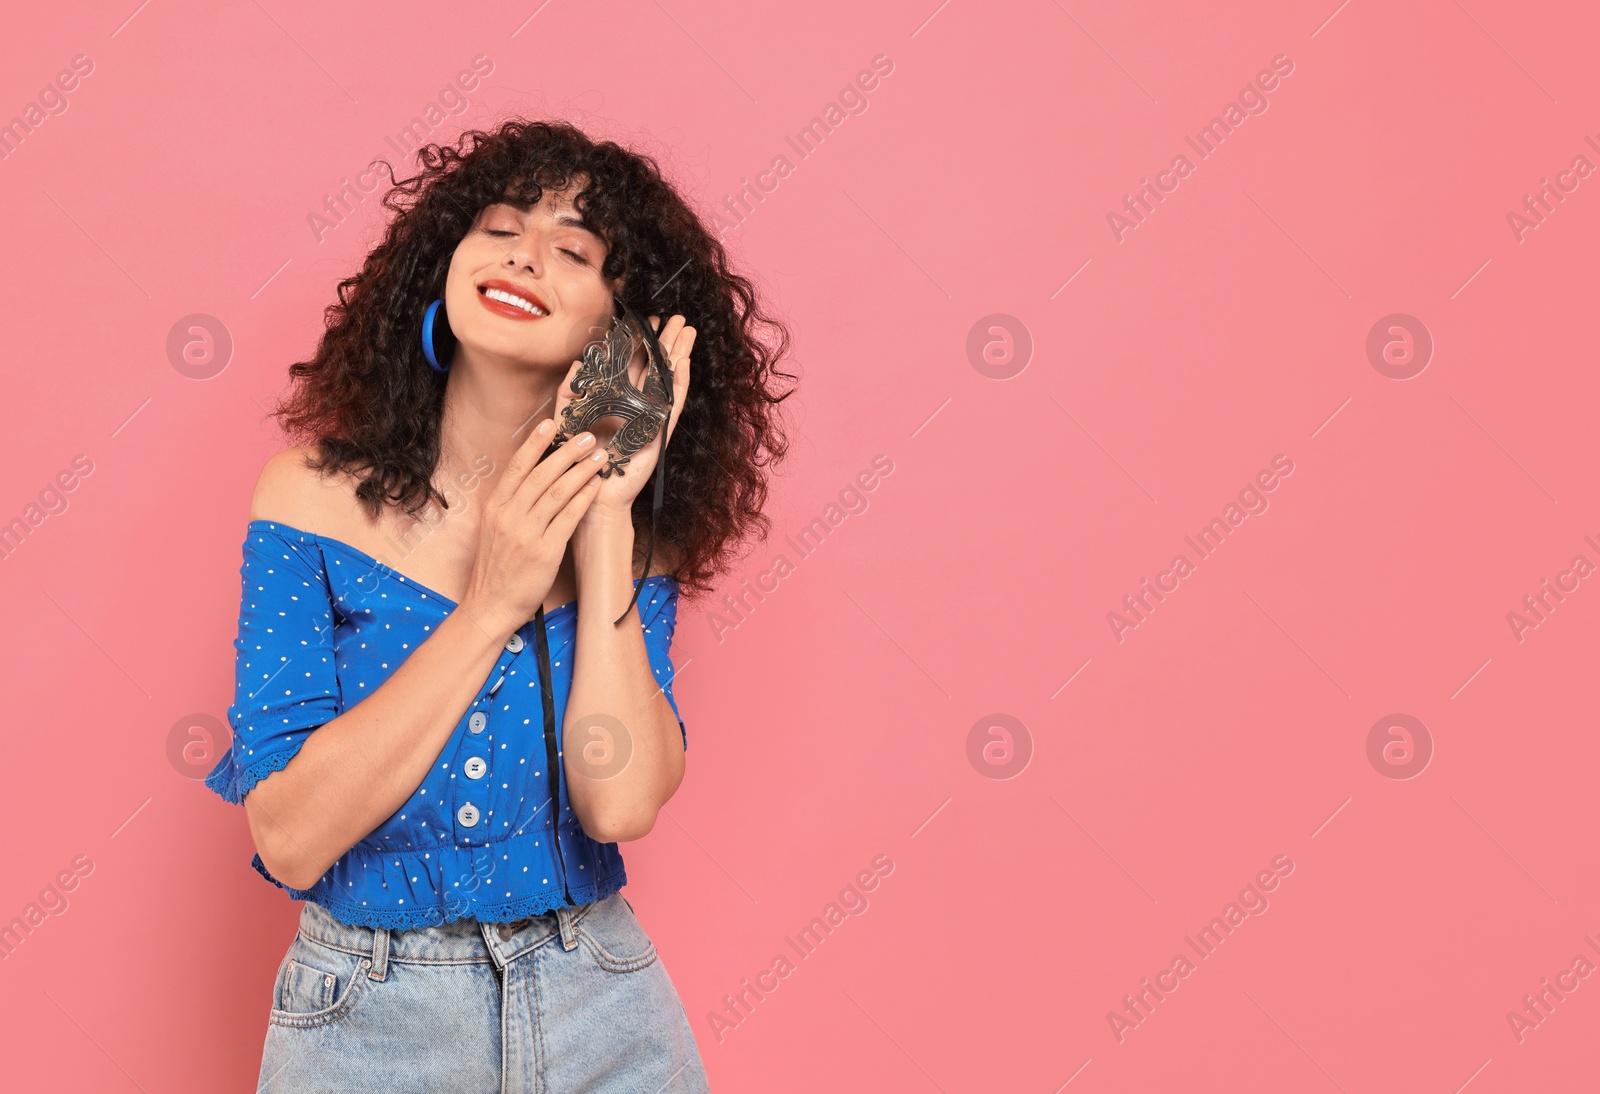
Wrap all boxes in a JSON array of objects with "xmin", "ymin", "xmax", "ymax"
[
  {"xmin": 551, "ymin": 299, "xmax": 675, "ymax": 478},
  {"xmin": 540, "ymin": 297, "xmax": 677, "ymax": 625}
]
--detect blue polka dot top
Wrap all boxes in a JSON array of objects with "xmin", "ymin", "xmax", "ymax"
[{"xmin": 204, "ymin": 519, "xmax": 686, "ymax": 931}]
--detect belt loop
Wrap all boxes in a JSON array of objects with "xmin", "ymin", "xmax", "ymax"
[
  {"xmin": 368, "ymin": 925, "xmax": 390, "ymax": 981},
  {"xmin": 557, "ymin": 906, "xmax": 579, "ymax": 951}
]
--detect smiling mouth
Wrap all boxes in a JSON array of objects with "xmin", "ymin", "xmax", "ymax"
[{"xmin": 478, "ymin": 284, "xmax": 550, "ymax": 317}]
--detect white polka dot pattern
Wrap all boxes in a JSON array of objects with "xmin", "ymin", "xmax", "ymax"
[{"xmin": 203, "ymin": 520, "xmax": 686, "ymax": 930}]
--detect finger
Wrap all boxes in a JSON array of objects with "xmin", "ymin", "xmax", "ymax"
[
  {"xmin": 653, "ymin": 314, "xmax": 687, "ymax": 357},
  {"xmin": 545, "ymin": 474, "xmax": 605, "ymax": 540},
  {"xmin": 672, "ymin": 325, "xmax": 696, "ymax": 373},
  {"xmin": 526, "ymin": 446, "xmax": 608, "ymax": 531},
  {"xmin": 507, "ymin": 429, "xmax": 600, "ymax": 517},
  {"xmin": 664, "ymin": 327, "xmax": 693, "ymax": 443},
  {"xmin": 491, "ymin": 418, "xmax": 564, "ymax": 507},
  {"xmin": 641, "ymin": 315, "xmax": 687, "ymax": 386},
  {"xmin": 524, "ymin": 451, "xmax": 604, "ymax": 540},
  {"xmin": 648, "ymin": 314, "xmax": 684, "ymax": 363}
]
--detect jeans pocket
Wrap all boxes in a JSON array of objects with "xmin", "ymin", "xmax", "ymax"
[
  {"xmin": 268, "ymin": 934, "xmax": 373, "ymax": 1028},
  {"xmin": 574, "ymin": 893, "xmax": 659, "ymax": 974},
  {"xmin": 279, "ymin": 958, "xmax": 336, "ymax": 1012}
]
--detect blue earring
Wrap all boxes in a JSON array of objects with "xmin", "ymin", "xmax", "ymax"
[{"xmin": 422, "ymin": 298, "xmax": 454, "ymax": 373}]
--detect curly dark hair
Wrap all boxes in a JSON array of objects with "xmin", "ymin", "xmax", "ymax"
[{"xmin": 269, "ymin": 118, "xmax": 798, "ymax": 603}]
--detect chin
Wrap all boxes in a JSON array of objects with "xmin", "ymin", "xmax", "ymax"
[{"xmin": 456, "ymin": 333, "xmax": 563, "ymax": 370}]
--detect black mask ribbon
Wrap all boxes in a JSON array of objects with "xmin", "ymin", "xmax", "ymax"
[{"xmin": 529, "ymin": 299, "xmax": 675, "ymax": 904}]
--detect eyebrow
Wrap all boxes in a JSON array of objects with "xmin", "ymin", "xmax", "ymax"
[{"xmin": 492, "ymin": 198, "xmax": 603, "ymax": 240}]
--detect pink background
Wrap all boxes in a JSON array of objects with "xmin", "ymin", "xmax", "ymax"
[{"xmin": 3, "ymin": 1, "xmax": 1599, "ymax": 1090}]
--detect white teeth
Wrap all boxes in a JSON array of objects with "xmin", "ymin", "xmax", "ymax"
[{"xmin": 483, "ymin": 288, "xmax": 547, "ymax": 316}]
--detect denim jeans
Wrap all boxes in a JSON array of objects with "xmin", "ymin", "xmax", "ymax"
[{"xmin": 256, "ymin": 892, "xmax": 710, "ymax": 1093}]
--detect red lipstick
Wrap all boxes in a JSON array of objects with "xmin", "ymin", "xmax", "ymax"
[{"xmin": 476, "ymin": 279, "xmax": 550, "ymax": 321}]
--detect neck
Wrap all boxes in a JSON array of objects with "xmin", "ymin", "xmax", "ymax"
[{"xmin": 437, "ymin": 349, "xmax": 567, "ymax": 508}]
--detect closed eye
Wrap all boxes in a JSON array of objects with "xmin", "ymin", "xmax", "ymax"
[{"xmin": 482, "ymin": 229, "xmax": 588, "ymax": 265}]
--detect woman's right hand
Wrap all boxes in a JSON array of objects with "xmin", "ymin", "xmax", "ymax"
[{"xmin": 460, "ymin": 419, "xmax": 608, "ymax": 637}]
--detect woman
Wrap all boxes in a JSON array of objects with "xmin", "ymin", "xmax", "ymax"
[{"xmin": 205, "ymin": 119, "xmax": 795, "ymax": 1092}]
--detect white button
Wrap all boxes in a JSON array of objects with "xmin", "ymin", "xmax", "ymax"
[
  {"xmin": 464, "ymin": 757, "xmax": 487, "ymax": 780},
  {"xmin": 506, "ymin": 633, "xmax": 525, "ymax": 653},
  {"xmin": 469, "ymin": 712, "xmax": 487, "ymax": 734},
  {"xmin": 457, "ymin": 803, "xmax": 480, "ymax": 827}
]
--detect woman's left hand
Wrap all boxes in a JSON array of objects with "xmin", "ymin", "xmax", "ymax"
[{"xmin": 555, "ymin": 313, "xmax": 693, "ymax": 521}]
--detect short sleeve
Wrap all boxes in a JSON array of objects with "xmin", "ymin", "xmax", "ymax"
[
  {"xmin": 204, "ymin": 524, "xmax": 343, "ymax": 804},
  {"xmin": 638, "ymin": 576, "xmax": 687, "ymax": 749}
]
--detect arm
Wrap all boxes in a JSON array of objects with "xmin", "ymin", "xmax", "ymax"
[
  {"xmin": 562, "ymin": 505, "xmax": 686, "ymax": 843},
  {"xmin": 245, "ymin": 602, "xmax": 516, "ymax": 891},
  {"xmin": 240, "ymin": 450, "xmax": 521, "ymax": 891}
]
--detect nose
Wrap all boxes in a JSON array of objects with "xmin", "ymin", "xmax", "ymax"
[{"xmin": 500, "ymin": 231, "xmax": 543, "ymax": 277}]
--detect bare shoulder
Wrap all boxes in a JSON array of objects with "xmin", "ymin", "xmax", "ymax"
[{"xmin": 247, "ymin": 444, "xmax": 355, "ymax": 532}]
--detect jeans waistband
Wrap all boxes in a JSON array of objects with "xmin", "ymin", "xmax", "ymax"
[{"xmin": 295, "ymin": 896, "xmax": 600, "ymax": 973}]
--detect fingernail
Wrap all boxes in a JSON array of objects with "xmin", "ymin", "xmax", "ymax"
[
  {"xmin": 576, "ymin": 432, "xmax": 594, "ymax": 447},
  {"xmin": 537, "ymin": 420, "xmax": 553, "ymax": 435},
  {"xmin": 589, "ymin": 451, "xmax": 605, "ymax": 461}
]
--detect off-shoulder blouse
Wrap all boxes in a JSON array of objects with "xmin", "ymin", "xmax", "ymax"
[{"xmin": 204, "ymin": 519, "xmax": 685, "ymax": 931}]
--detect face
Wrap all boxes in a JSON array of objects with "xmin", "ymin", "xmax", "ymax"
[{"xmin": 442, "ymin": 181, "xmax": 617, "ymax": 370}]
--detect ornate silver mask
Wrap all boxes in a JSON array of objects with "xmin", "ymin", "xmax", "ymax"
[
  {"xmin": 537, "ymin": 297, "xmax": 678, "ymax": 625},
  {"xmin": 552, "ymin": 299, "xmax": 674, "ymax": 477}
]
